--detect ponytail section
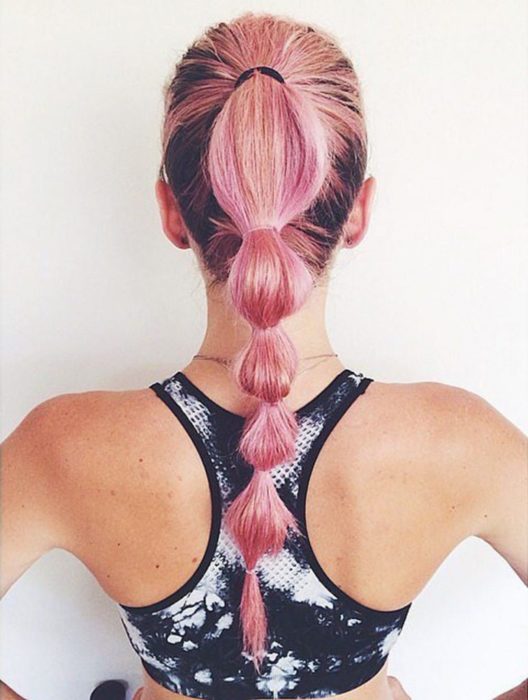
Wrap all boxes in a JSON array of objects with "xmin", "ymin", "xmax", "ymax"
[
  {"xmin": 207, "ymin": 70, "xmax": 330, "ymax": 669},
  {"xmin": 158, "ymin": 11, "xmax": 369, "ymax": 673}
]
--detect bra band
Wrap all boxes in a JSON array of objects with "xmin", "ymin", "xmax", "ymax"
[{"xmin": 234, "ymin": 65, "xmax": 285, "ymax": 89}]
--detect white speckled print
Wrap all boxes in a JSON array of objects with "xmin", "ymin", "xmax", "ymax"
[{"xmin": 117, "ymin": 370, "xmax": 412, "ymax": 699}]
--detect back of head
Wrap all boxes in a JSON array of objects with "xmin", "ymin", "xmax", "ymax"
[{"xmin": 158, "ymin": 11, "xmax": 367, "ymax": 671}]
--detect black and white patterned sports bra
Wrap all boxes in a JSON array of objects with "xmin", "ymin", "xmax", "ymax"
[{"xmin": 117, "ymin": 368, "xmax": 413, "ymax": 699}]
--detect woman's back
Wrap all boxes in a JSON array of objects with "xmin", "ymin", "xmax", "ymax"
[
  {"xmin": 1, "ymin": 11, "xmax": 527, "ymax": 700},
  {"xmin": 46, "ymin": 362, "xmax": 491, "ymax": 699}
]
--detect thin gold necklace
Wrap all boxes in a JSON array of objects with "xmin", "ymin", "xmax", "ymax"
[{"xmin": 193, "ymin": 352, "xmax": 338, "ymax": 375}]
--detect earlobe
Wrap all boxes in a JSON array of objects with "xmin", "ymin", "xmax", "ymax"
[{"xmin": 154, "ymin": 178, "xmax": 191, "ymax": 249}]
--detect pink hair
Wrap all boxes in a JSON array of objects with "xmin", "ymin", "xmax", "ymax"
[{"xmin": 158, "ymin": 12, "xmax": 368, "ymax": 671}]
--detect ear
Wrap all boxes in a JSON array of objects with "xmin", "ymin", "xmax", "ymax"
[
  {"xmin": 154, "ymin": 178, "xmax": 191, "ymax": 249},
  {"xmin": 341, "ymin": 176, "xmax": 377, "ymax": 248}
]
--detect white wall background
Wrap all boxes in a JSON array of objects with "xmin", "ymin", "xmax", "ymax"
[{"xmin": 1, "ymin": 1, "xmax": 526, "ymax": 699}]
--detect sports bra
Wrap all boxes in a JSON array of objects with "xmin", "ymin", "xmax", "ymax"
[{"xmin": 116, "ymin": 368, "xmax": 413, "ymax": 699}]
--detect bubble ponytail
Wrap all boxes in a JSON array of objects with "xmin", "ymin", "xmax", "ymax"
[{"xmin": 157, "ymin": 12, "xmax": 369, "ymax": 670}]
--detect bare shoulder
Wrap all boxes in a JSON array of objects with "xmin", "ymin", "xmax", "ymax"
[
  {"xmin": 350, "ymin": 377, "xmax": 488, "ymax": 460},
  {"xmin": 359, "ymin": 377, "xmax": 528, "ymax": 582},
  {"xmin": 1, "ymin": 386, "xmax": 167, "ymax": 547},
  {"xmin": 29, "ymin": 384, "xmax": 163, "ymax": 442},
  {"xmin": 29, "ymin": 385, "xmax": 178, "ymax": 490},
  {"xmin": 359, "ymin": 376, "xmax": 523, "ymax": 459},
  {"xmin": 1, "ymin": 385, "xmax": 173, "ymax": 597},
  {"xmin": 346, "ymin": 378, "xmax": 490, "ymax": 498}
]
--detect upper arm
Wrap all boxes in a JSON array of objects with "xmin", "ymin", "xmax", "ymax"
[
  {"xmin": 0, "ymin": 396, "xmax": 73, "ymax": 599},
  {"xmin": 453, "ymin": 388, "xmax": 528, "ymax": 585}
]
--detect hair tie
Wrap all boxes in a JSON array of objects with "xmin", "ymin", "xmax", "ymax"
[
  {"xmin": 244, "ymin": 225, "xmax": 278, "ymax": 235},
  {"xmin": 234, "ymin": 66, "xmax": 285, "ymax": 90}
]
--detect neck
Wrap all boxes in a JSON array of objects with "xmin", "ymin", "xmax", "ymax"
[
  {"xmin": 182, "ymin": 280, "xmax": 345, "ymax": 412},
  {"xmin": 194, "ymin": 281, "xmax": 337, "ymax": 361}
]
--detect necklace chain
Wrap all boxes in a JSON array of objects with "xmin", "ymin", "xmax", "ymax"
[{"xmin": 193, "ymin": 352, "xmax": 338, "ymax": 375}]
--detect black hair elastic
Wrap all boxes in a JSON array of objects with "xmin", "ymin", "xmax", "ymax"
[{"xmin": 234, "ymin": 65, "xmax": 285, "ymax": 90}]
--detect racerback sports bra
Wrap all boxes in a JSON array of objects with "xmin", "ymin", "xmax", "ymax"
[{"xmin": 116, "ymin": 368, "xmax": 413, "ymax": 699}]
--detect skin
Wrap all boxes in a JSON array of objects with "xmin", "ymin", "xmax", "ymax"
[{"xmin": 1, "ymin": 176, "xmax": 527, "ymax": 700}]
